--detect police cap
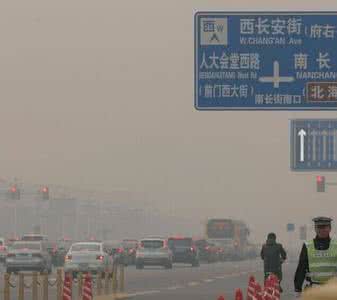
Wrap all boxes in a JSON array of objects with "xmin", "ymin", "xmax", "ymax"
[{"xmin": 312, "ymin": 217, "xmax": 333, "ymax": 226}]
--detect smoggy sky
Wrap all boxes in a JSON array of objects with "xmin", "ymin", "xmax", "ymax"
[{"xmin": 0, "ymin": 1, "xmax": 337, "ymax": 240}]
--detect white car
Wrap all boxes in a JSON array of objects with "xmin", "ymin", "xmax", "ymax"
[
  {"xmin": 136, "ymin": 238, "xmax": 173, "ymax": 269},
  {"xmin": 64, "ymin": 242, "xmax": 113, "ymax": 276}
]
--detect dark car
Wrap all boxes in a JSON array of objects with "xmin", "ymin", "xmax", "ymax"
[
  {"xmin": 168, "ymin": 237, "xmax": 199, "ymax": 267},
  {"xmin": 195, "ymin": 239, "xmax": 218, "ymax": 263},
  {"xmin": 51, "ymin": 239, "xmax": 73, "ymax": 267},
  {"xmin": 122, "ymin": 240, "xmax": 138, "ymax": 265},
  {"xmin": 103, "ymin": 241, "xmax": 126, "ymax": 265}
]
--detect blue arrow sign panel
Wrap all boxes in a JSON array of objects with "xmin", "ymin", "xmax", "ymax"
[
  {"xmin": 195, "ymin": 12, "xmax": 337, "ymax": 110},
  {"xmin": 287, "ymin": 223, "xmax": 295, "ymax": 232},
  {"xmin": 291, "ymin": 119, "xmax": 337, "ymax": 171}
]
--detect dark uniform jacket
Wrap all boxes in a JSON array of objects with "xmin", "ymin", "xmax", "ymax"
[
  {"xmin": 294, "ymin": 237, "xmax": 331, "ymax": 292},
  {"xmin": 261, "ymin": 238, "xmax": 287, "ymax": 279}
]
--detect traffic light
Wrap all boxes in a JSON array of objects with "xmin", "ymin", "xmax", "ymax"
[
  {"xmin": 9, "ymin": 185, "xmax": 20, "ymax": 200},
  {"xmin": 316, "ymin": 175, "xmax": 326, "ymax": 192},
  {"xmin": 40, "ymin": 186, "xmax": 49, "ymax": 200}
]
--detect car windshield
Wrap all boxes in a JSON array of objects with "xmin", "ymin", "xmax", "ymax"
[
  {"xmin": 12, "ymin": 243, "xmax": 41, "ymax": 250},
  {"xmin": 212, "ymin": 240, "xmax": 232, "ymax": 247},
  {"xmin": 22, "ymin": 236, "xmax": 44, "ymax": 241},
  {"xmin": 71, "ymin": 244, "xmax": 100, "ymax": 251},
  {"xmin": 168, "ymin": 238, "xmax": 192, "ymax": 247},
  {"xmin": 141, "ymin": 240, "xmax": 164, "ymax": 249},
  {"xmin": 122, "ymin": 241, "xmax": 138, "ymax": 248},
  {"xmin": 195, "ymin": 240, "xmax": 207, "ymax": 247}
]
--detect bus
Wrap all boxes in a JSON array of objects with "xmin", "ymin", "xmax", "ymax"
[{"xmin": 206, "ymin": 219, "xmax": 253, "ymax": 260}]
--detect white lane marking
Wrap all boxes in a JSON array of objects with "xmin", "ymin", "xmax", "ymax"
[
  {"xmin": 167, "ymin": 285, "xmax": 184, "ymax": 290},
  {"xmin": 187, "ymin": 281, "xmax": 200, "ymax": 287},
  {"xmin": 203, "ymin": 279, "xmax": 214, "ymax": 283},
  {"xmin": 127, "ymin": 290, "xmax": 161, "ymax": 297},
  {"xmin": 215, "ymin": 276, "xmax": 227, "ymax": 279}
]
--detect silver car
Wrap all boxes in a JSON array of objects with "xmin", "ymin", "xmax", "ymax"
[
  {"xmin": 64, "ymin": 242, "xmax": 113, "ymax": 276},
  {"xmin": 6, "ymin": 241, "xmax": 52, "ymax": 274},
  {"xmin": 135, "ymin": 238, "xmax": 173, "ymax": 269}
]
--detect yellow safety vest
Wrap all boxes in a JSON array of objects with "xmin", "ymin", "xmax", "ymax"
[{"xmin": 306, "ymin": 239, "xmax": 337, "ymax": 284}]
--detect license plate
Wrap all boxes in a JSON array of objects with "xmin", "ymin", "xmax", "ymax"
[
  {"xmin": 79, "ymin": 263, "xmax": 88, "ymax": 269},
  {"xmin": 18, "ymin": 254, "xmax": 32, "ymax": 258}
]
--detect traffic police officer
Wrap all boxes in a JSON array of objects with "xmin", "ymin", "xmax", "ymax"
[{"xmin": 294, "ymin": 217, "xmax": 337, "ymax": 294}]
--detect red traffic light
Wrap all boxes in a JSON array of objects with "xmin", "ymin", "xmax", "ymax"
[
  {"xmin": 316, "ymin": 176, "xmax": 326, "ymax": 192},
  {"xmin": 10, "ymin": 186, "xmax": 17, "ymax": 193}
]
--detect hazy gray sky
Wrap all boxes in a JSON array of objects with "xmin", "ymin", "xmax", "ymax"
[{"xmin": 1, "ymin": 1, "xmax": 337, "ymax": 240}]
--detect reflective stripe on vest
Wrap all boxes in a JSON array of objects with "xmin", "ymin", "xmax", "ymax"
[{"xmin": 306, "ymin": 239, "xmax": 337, "ymax": 284}]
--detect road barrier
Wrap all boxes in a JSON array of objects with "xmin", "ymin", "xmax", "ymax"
[
  {"xmin": 247, "ymin": 276, "xmax": 256, "ymax": 300},
  {"xmin": 62, "ymin": 273, "xmax": 72, "ymax": 300},
  {"xmin": 2, "ymin": 264, "xmax": 127, "ymax": 300},
  {"xmin": 235, "ymin": 289, "xmax": 244, "ymax": 300},
  {"xmin": 82, "ymin": 273, "xmax": 93, "ymax": 300},
  {"xmin": 217, "ymin": 274, "xmax": 280, "ymax": 300}
]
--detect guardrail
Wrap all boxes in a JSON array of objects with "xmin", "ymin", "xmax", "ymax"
[{"xmin": 2, "ymin": 264, "xmax": 126, "ymax": 300}]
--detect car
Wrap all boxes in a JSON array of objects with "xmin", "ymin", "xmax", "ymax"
[
  {"xmin": 210, "ymin": 239, "xmax": 235, "ymax": 261},
  {"xmin": 194, "ymin": 239, "xmax": 218, "ymax": 263},
  {"xmin": 0, "ymin": 238, "xmax": 7, "ymax": 263},
  {"xmin": 122, "ymin": 239, "xmax": 138, "ymax": 265},
  {"xmin": 64, "ymin": 242, "xmax": 113, "ymax": 277},
  {"xmin": 52, "ymin": 238, "xmax": 73, "ymax": 266},
  {"xmin": 135, "ymin": 238, "xmax": 172, "ymax": 269},
  {"xmin": 168, "ymin": 237, "xmax": 199, "ymax": 267},
  {"xmin": 6, "ymin": 241, "xmax": 52, "ymax": 274},
  {"xmin": 103, "ymin": 241, "xmax": 126, "ymax": 265}
]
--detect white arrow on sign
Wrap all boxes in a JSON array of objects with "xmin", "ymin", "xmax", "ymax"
[{"xmin": 298, "ymin": 129, "xmax": 307, "ymax": 162}]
